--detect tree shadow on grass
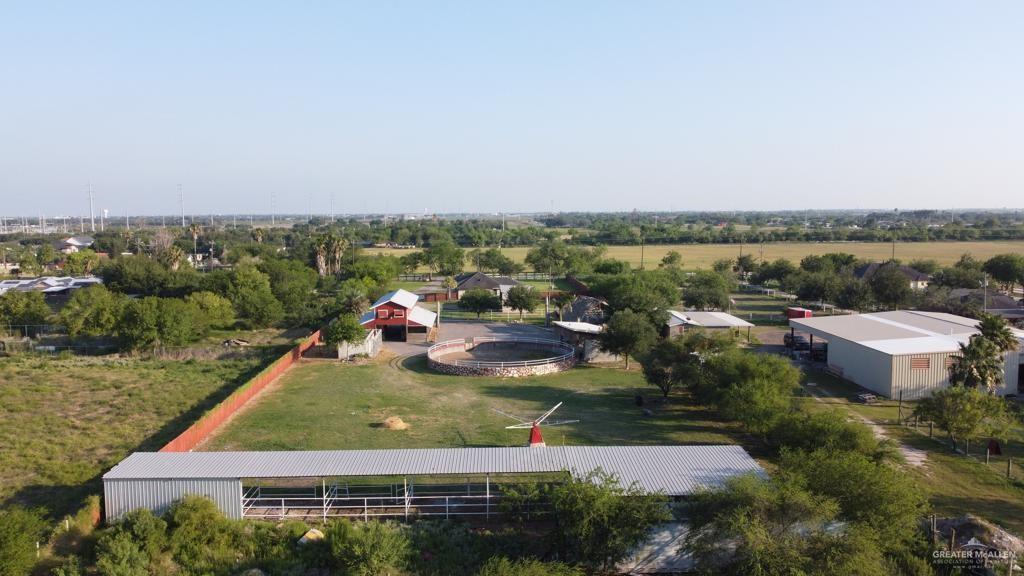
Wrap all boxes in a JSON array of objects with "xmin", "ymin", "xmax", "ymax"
[{"xmin": 2, "ymin": 350, "xmax": 279, "ymax": 521}]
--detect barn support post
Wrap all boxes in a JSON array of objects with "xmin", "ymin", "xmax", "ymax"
[
  {"xmin": 363, "ymin": 498, "xmax": 368, "ymax": 522},
  {"xmin": 486, "ymin": 475, "xmax": 490, "ymax": 520},
  {"xmin": 404, "ymin": 477, "xmax": 409, "ymax": 520},
  {"xmin": 322, "ymin": 479, "xmax": 327, "ymax": 523}
]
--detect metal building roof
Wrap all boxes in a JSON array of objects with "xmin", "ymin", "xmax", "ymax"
[
  {"xmin": 667, "ymin": 311, "xmax": 754, "ymax": 328},
  {"xmin": 104, "ymin": 445, "xmax": 763, "ymax": 496},
  {"xmin": 789, "ymin": 310, "xmax": 1024, "ymax": 355},
  {"xmin": 553, "ymin": 321, "xmax": 604, "ymax": 334},
  {"xmin": 370, "ymin": 289, "xmax": 420, "ymax": 310}
]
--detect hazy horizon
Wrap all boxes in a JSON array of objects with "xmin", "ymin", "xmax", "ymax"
[{"xmin": 2, "ymin": 2, "xmax": 1022, "ymax": 216}]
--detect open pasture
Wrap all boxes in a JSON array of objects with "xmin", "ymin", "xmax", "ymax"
[
  {"xmin": 0, "ymin": 354, "xmax": 272, "ymax": 517},
  {"xmin": 202, "ymin": 355, "xmax": 744, "ymax": 452},
  {"xmin": 367, "ymin": 240, "xmax": 1024, "ymax": 270}
]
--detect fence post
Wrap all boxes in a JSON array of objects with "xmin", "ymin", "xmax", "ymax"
[
  {"xmin": 364, "ymin": 498, "xmax": 368, "ymax": 522},
  {"xmin": 445, "ymin": 497, "xmax": 449, "ymax": 519}
]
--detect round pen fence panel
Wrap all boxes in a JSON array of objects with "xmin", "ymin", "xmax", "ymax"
[{"xmin": 427, "ymin": 337, "xmax": 576, "ymax": 377}]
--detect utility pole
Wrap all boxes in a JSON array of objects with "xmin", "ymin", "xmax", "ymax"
[
  {"xmin": 271, "ymin": 192, "xmax": 276, "ymax": 226},
  {"xmin": 125, "ymin": 209, "xmax": 130, "ymax": 231},
  {"xmin": 88, "ymin": 182, "xmax": 95, "ymax": 232},
  {"xmin": 179, "ymin": 184, "xmax": 185, "ymax": 227},
  {"xmin": 330, "ymin": 192, "xmax": 335, "ymax": 223}
]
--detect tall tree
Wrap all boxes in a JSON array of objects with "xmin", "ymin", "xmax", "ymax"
[
  {"xmin": 868, "ymin": 264, "xmax": 911, "ymax": 309},
  {"xmin": 683, "ymin": 270, "xmax": 732, "ymax": 310},
  {"xmin": 458, "ymin": 288, "xmax": 501, "ymax": 318},
  {"xmin": 598, "ymin": 309, "xmax": 656, "ymax": 369},
  {"xmin": 505, "ymin": 285, "xmax": 540, "ymax": 321},
  {"xmin": 977, "ymin": 312, "xmax": 1018, "ymax": 353},
  {"xmin": 983, "ymin": 253, "xmax": 1024, "ymax": 293}
]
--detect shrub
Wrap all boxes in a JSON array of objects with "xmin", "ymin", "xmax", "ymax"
[
  {"xmin": 476, "ymin": 556, "xmax": 583, "ymax": 576},
  {"xmin": 166, "ymin": 496, "xmax": 238, "ymax": 573},
  {"xmin": 328, "ymin": 519, "xmax": 409, "ymax": 575},
  {"xmin": 94, "ymin": 530, "xmax": 148, "ymax": 576},
  {"xmin": 0, "ymin": 506, "xmax": 48, "ymax": 576}
]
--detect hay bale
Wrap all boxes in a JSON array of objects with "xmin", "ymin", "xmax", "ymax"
[{"xmin": 382, "ymin": 416, "xmax": 409, "ymax": 430}]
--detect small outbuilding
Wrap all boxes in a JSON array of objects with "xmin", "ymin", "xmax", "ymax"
[{"xmin": 552, "ymin": 320, "xmax": 615, "ymax": 362}]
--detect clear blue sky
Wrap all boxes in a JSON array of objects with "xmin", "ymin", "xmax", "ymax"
[{"xmin": 1, "ymin": 1, "xmax": 1022, "ymax": 216}]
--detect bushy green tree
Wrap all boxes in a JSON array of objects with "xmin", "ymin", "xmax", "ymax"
[
  {"xmin": 155, "ymin": 298, "xmax": 202, "ymax": 346},
  {"xmin": 780, "ymin": 449, "xmax": 927, "ymax": 548},
  {"xmin": 324, "ymin": 314, "xmax": 366, "ymax": 347},
  {"xmin": 97, "ymin": 256, "xmax": 171, "ymax": 296},
  {"xmin": 599, "ymin": 309, "xmax": 656, "ymax": 370},
  {"xmin": 659, "ymin": 250, "xmax": 683, "ymax": 268},
  {"xmin": 62, "ymin": 249, "xmax": 100, "ymax": 276},
  {"xmin": 459, "ymin": 288, "xmax": 502, "ymax": 318},
  {"xmin": 505, "ymin": 285, "xmax": 540, "ymax": 321},
  {"xmin": 588, "ymin": 270, "xmax": 680, "ymax": 325},
  {"xmin": 769, "ymin": 409, "xmax": 883, "ymax": 458},
  {"xmin": 639, "ymin": 330, "xmax": 735, "ymax": 397},
  {"xmin": 869, "ymin": 263, "xmax": 912, "ymax": 310},
  {"xmin": 686, "ymin": 474, "xmax": 845, "ymax": 576},
  {"xmin": 914, "ymin": 385, "xmax": 1010, "ymax": 446},
  {"xmin": 0, "ymin": 506, "xmax": 48, "ymax": 576},
  {"xmin": 0, "ymin": 291, "xmax": 51, "ymax": 329},
  {"xmin": 117, "ymin": 297, "xmax": 161, "ymax": 351},
  {"xmin": 259, "ymin": 257, "xmax": 319, "ymax": 315},
  {"xmin": 227, "ymin": 264, "xmax": 284, "ymax": 327},
  {"xmin": 422, "ymin": 240, "xmax": 465, "ymax": 277},
  {"xmin": 60, "ymin": 285, "xmax": 125, "ymax": 337},
  {"xmin": 549, "ymin": 470, "xmax": 670, "ymax": 572},
  {"xmin": 184, "ymin": 291, "xmax": 235, "ymax": 329},
  {"xmin": 983, "ymin": 253, "xmax": 1024, "ymax": 293},
  {"xmin": 703, "ymin": 351, "xmax": 800, "ymax": 435},
  {"xmin": 683, "ymin": 270, "xmax": 732, "ymax": 310}
]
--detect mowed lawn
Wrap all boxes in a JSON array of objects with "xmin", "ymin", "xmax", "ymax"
[
  {"xmin": 0, "ymin": 355, "xmax": 271, "ymax": 517},
  {"xmin": 367, "ymin": 240, "xmax": 1024, "ymax": 270},
  {"xmin": 204, "ymin": 356, "xmax": 744, "ymax": 452}
]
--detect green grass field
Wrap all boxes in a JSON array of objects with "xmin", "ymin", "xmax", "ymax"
[
  {"xmin": 0, "ymin": 354, "xmax": 273, "ymax": 517},
  {"xmin": 799, "ymin": 369, "xmax": 1024, "ymax": 534},
  {"xmin": 203, "ymin": 356, "xmax": 745, "ymax": 452},
  {"xmin": 368, "ymin": 240, "xmax": 1024, "ymax": 270}
]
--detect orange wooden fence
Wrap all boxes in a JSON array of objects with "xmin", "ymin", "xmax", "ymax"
[{"xmin": 160, "ymin": 331, "xmax": 321, "ymax": 452}]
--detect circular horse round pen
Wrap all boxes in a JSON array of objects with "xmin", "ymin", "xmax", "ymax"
[{"xmin": 427, "ymin": 337, "xmax": 576, "ymax": 377}]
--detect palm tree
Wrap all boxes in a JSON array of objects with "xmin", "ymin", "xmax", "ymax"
[
  {"xmin": 978, "ymin": 313, "xmax": 1018, "ymax": 353},
  {"xmin": 164, "ymin": 245, "xmax": 186, "ymax": 271},
  {"xmin": 326, "ymin": 233, "xmax": 347, "ymax": 276},
  {"xmin": 312, "ymin": 235, "xmax": 329, "ymax": 276},
  {"xmin": 252, "ymin": 228, "xmax": 265, "ymax": 243},
  {"xmin": 949, "ymin": 336, "xmax": 1005, "ymax": 393},
  {"xmin": 188, "ymin": 223, "xmax": 203, "ymax": 260},
  {"xmin": 442, "ymin": 276, "xmax": 457, "ymax": 300}
]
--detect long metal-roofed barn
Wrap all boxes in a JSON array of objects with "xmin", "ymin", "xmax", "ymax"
[
  {"xmin": 789, "ymin": 310, "xmax": 1023, "ymax": 399},
  {"xmin": 103, "ymin": 445, "xmax": 763, "ymax": 521}
]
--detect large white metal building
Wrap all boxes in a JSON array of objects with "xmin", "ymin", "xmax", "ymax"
[
  {"xmin": 789, "ymin": 311, "xmax": 1023, "ymax": 399},
  {"xmin": 103, "ymin": 445, "xmax": 763, "ymax": 521}
]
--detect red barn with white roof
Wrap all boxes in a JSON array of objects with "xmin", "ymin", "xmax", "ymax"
[{"xmin": 359, "ymin": 289, "xmax": 438, "ymax": 342}]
